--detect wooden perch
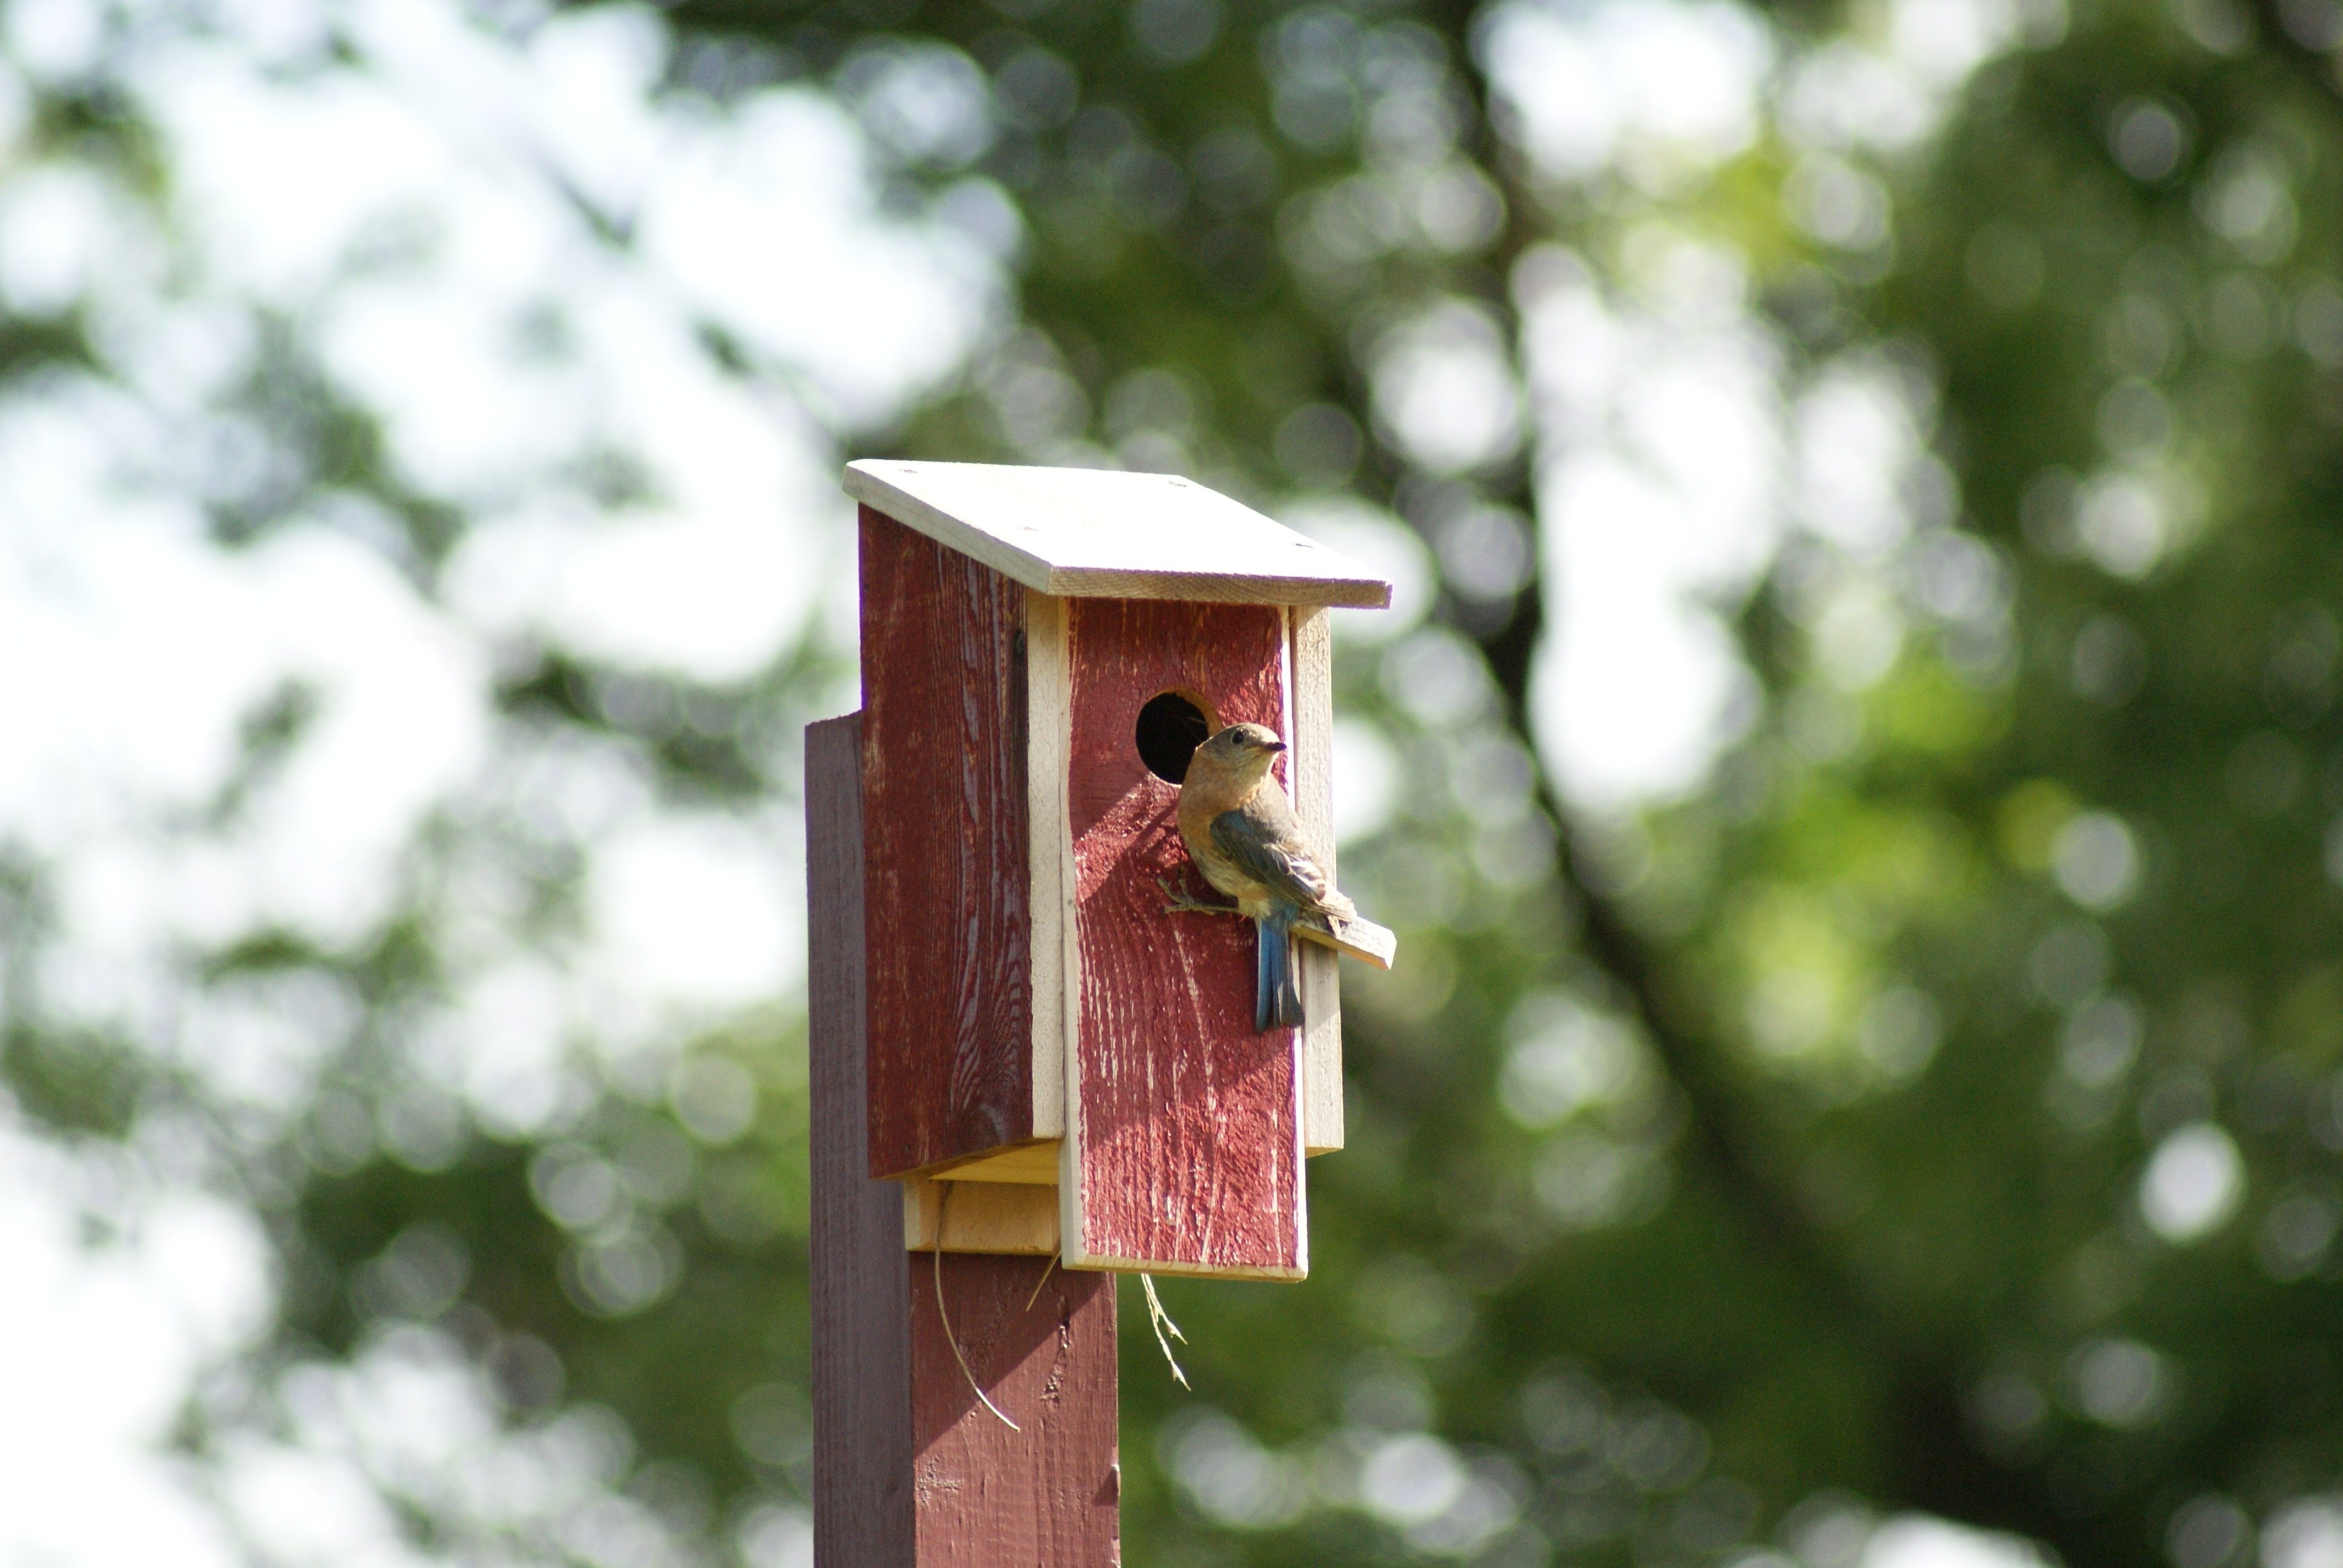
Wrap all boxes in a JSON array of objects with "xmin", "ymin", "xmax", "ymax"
[
  {"xmin": 1296, "ymin": 912, "xmax": 1397, "ymax": 970},
  {"xmin": 1161, "ymin": 878, "xmax": 1397, "ymax": 970}
]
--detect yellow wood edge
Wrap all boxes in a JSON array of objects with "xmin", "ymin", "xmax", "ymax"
[
  {"xmin": 897, "ymin": 1139, "xmax": 1061, "ymax": 1185},
  {"xmin": 903, "ymin": 1177, "xmax": 1061, "ymax": 1255}
]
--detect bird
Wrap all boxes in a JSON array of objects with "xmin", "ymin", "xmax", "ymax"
[{"xmin": 1164, "ymin": 721, "xmax": 1358, "ymax": 1033}]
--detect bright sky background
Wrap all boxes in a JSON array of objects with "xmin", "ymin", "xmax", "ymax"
[
  {"xmin": 0, "ymin": 1, "xmax": 993, "ymax": 1561},
  {"xmin": 1483, "ymin": 0, "xmax": 2036, "ymax": 811},
  {"xmin": 0, "ymin": 0, "xmax": 2101, "ymax": 1564}
]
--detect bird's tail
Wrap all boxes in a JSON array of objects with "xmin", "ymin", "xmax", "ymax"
[{"xmin": 1256, "ymin": 912, "xmax": 1303, "ymax": 1034}]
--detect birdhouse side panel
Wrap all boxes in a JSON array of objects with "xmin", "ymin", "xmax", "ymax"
[
  {"xmin": 1289, "ymin": 606, "xmax": 1344, "ymax": 1156},
  {"xmin": 1061, "ymin": 598, "xmax": 1305, "ymax": 1278},
  {"xmin": 859, "ymin": 506, "xmax": 1036, "ymax": 1178}
]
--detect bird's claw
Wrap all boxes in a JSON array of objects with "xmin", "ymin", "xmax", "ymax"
[{"xmin": 1157, "ymin": 875, "xmax": 1238, "ymax": 918}]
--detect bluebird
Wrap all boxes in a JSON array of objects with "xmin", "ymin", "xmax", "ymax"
[{"xmin": 1164, "ymin": 722, "xmax": 1357, "ymax": 1033}]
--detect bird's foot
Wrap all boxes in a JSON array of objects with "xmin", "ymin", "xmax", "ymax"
[{"xmin": 1158, "ymin": 875, "xmax": 1239, "ymax": 917}]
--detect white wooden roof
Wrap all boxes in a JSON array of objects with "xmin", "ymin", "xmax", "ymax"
[{"xmin": 844, "ymin": 460, "xmax": 1393, "ymax": 609}]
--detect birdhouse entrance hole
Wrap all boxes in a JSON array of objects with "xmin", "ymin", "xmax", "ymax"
[{"xmin": 1135, "ymin": 690, "xmax": 1215, "ymax": 784}]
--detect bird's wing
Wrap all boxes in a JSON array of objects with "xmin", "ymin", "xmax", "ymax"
[{"xmin": 1209, "ymin": 805, "xmax": 1344, "ymax": 916}]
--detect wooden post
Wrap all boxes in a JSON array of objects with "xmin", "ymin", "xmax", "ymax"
[{"xmin": 807, "ymin": 714, "xmax": 1121, "ymax": 1567}]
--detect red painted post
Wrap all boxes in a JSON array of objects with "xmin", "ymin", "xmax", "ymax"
[{"xmin": 807, "ymin": 714, "xmax": 1121, "ymax": 1568}]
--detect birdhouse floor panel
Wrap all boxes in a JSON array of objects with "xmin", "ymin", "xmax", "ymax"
[
  {"xmin": 1061, "ymin": 598, "xmax": 1306, "ymax": 1278},
  {"xmin": 903, "ymin": 1178, "xmax": 1060, "ymax": 1254}
]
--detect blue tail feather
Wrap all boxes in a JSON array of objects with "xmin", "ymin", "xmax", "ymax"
[{"xmin": 1255, "ymin": 911, "xmax": 1303, "ymax": 1033}]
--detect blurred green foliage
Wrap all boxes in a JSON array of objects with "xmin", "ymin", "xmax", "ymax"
[{"xmin": 12, "ymin": 0, "xmax": 2343, "ymax": 1564}]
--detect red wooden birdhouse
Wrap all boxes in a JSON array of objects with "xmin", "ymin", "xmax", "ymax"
[{"xmin": 847, "ymin": 459, "xmax": 1394, "ymax": 1280}]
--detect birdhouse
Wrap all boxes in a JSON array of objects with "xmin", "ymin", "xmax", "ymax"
[{"xmin": 847, "ymin": 459, "xmax": 1392, "ymax": 1281}]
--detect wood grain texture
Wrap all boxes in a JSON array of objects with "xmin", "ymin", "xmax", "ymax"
[
  {"xmin": 905, "ymin": 1179, "xmax": 1061, "ymax": 1255},
  {"xmin": 807, "ymin": 714, "xmax": 916, "ymax": 1568},
  {"xmin": 1060, "ymin": 599, "xmax": 1306, "ymax": 1279},
  {"xmin": 910, "ymin": 1256, "xmax": 1119, "ymax": 1566},
  {"xmin": 861, "ymin": 506, "xmax": 1035, "ymax": 1179},
  {"xmin": 1289, "ymin": 607, "xmax": 1344, "ymax": 1157},
  {"xmin": 1024, "ymin": 589, "xmax": 1070, "ymax": 1142},
  {"xmin": 845, "ymin": 461, "xmax": 1392, "ymax": 610},
  {"xmin": 815, "ymin": 716, "xmax": 1119, "ymax": 1567}
]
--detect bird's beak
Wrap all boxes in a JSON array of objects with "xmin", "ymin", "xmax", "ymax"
[{"xmin": 1263, "ymin": 739, "xmax": 1287, "ymax": 753}]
